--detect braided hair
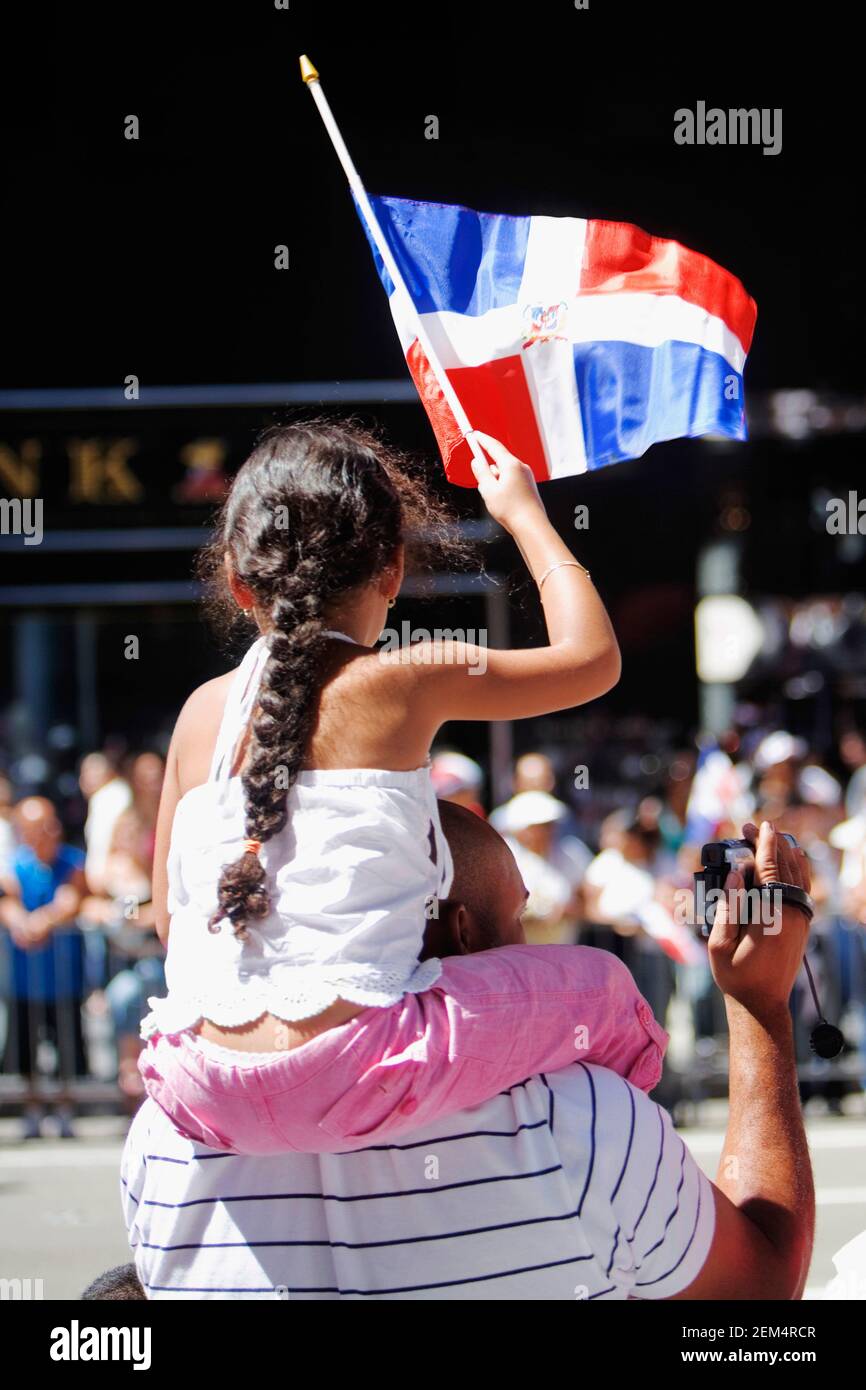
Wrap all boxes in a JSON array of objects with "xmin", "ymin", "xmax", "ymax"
[{"xmin": 198, "ymin": 419, "xmax": 468, "ymax": 938}]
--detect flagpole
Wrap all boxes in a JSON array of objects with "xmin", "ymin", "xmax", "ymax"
[{"xmin": 299, "ymin": 54, "xmax": 487, "ymax": 470}]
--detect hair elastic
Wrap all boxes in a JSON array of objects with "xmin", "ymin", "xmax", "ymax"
[{"xmin": 243, "ymin": 838, "xmax": 262, "ymax": 856}]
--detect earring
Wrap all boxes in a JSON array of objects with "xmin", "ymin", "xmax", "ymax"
[{"xmin": 388, "ymin": 598, "xmax": 396, "ymax": 609}]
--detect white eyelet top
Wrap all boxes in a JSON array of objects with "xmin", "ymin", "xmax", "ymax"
[{"xmin": 141, "ymin": 632, "xmax": 452, "ymax": 1036}]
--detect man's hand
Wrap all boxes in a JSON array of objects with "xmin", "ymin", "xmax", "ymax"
[
  {"xmin": 672, "ymin": 819, "xmax": 815, "ymax": 1301},
  {"xmin": 0, "ymin": 895, "xmax": 37, "ymax": 948},
  {"xmin": 708, "ymin": 820, "xmax": 811, "ymax": 1023},
  {"xmin": 25, "ymin": 906, "xmax": 56, "ymax": 946}
]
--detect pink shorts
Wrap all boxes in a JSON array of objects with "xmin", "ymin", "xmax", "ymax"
[{"xmin": 139, "ymin": 944, "xmax": 668, "ymax": 1155}]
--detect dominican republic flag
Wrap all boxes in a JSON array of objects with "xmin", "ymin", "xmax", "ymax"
[{"xmin": 358, "ymin": 195, "xmax": 757, "ymax": 487}]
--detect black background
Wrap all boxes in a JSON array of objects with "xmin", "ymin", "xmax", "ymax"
[
  {"xmin": 2, "ymin": 2, "xmax": 858, "ymax": 394},
  {"xmin": 1, "ymin": 1, "xmax": 863, "ymax": 752}
]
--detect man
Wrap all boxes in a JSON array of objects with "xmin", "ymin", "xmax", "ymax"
[
  {"xmin": 121, "ymin": 807, "xmax": 813, "ymax": 1300},
  {"xmin": 0, "ymin": 797, "xmax": 87, "ymax": 1138}
]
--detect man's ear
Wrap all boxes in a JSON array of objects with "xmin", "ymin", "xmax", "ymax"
[
  {"xmin": 450, "ymin": 902, "xmax": 475, "ymax": 955},
  {"xmin": 420, "ymin": 899, "xmax": 474, "ymax": 961}
]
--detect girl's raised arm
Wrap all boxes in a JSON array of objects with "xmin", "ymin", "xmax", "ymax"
[{"xmin": 401, "ymin": 433, "xmax": 621, "ymax": 724}]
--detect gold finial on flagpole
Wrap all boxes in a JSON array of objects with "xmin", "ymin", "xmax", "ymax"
[{"xmin": 299, "ymin": 54, "xmax": 319, "ymax": 85}]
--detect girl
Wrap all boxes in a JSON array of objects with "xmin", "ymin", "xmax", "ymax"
[{"xmin": 140, "ymin": 421, "xmax": 668, "ymax": 1154}]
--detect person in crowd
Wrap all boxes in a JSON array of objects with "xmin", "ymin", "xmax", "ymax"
[
  {"xmin": 840, "ymin": 726, "xmax": 866, "ymax": 819},
  {"xmin": 128, "ymin": 752, "xmax": 165, "ymax": 849},
  {"xmin": 79, "ymin": 804, "xmax": 163, "ymax": 1103},
  {"xmin": 512, "ymin": 750, "xmax": 557, "ymax": 795},
  {"xmin": 656, "ymin": 750, "xmax": 696, "ymax": 856},
  {"xmin": 137, "ymin": 421, "xmax": 677, "ymax": 1159},
  {"xmin": 493, "ymin": 756, "xmax": 594, "ymax": 879},
  {"xmin": 0, "ymin": 797, "xmax": 86, "ymax": 1138},
  {"xmin": 683, "ymin": 729, "xmax": 755, "ymax": 846},
  {"xmin": 79, "ymin": 752, "xmax": 132, "ymax": 894},
  {"xmin": 429, "ymin": 750, "xmax": 485, "ymax": 817},
  {"xmin": 829, "ymin": 797, "xmax": 866, "ymax": 1091},
  {"xmin": 121, "ymin": 810, "xmax": 815, "ymax": 1302},
  {"xmin": 490, "ymin": 788, "xmax": 585, "ymax": 943},
  {"xmin": 0, "ymin": 772, "xmax": 15, "ymax": 871},
  {"xmin": 750, "ymin": 731, "xmax": 842, "ymax": 838},
  {"xmin": 582, "ymin": 810, "xmax": 677, "ymax": 1032},
  {"xmin": 751, "ymin": 731, "xmax": 808, "ymax": 821}
]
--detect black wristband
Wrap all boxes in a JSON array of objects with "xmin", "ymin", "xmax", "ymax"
[{"xmin": 760, "ymin": 881, "xmax": 814, "ymax": 922}]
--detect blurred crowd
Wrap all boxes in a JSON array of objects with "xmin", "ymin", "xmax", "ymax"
[
  {"xmin": 0, "ymin": 752, "xmax": 165, "ymax": 1137},
  {"xmin": 2, "ymin": 717, "xmax": 866, "ymax": 1136},
  {"xmin": 431, "ymin": 722, "xmax": 866, "ymax": 1113}
]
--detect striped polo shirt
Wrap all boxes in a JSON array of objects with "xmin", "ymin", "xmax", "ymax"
[{"xmin": 121, "ymin": 1063, "xmax": 715, "ymax": 1300}]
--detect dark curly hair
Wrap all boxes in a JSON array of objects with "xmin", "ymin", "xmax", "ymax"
[{"xmin": 197, "ymin": 418, "xmax": 469, "ymax": 938}]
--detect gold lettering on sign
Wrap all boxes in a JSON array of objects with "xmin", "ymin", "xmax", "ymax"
[
  {"xmin": 68, "ymin": 438, "xmax": 142, "ymax": 503},
  {"xmin": 0, "ymin": 439, "xmax": 42, "ymax": 496}
]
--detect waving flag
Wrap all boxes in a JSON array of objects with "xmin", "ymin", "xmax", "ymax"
[{"xmin": 358, "ymin": 195, "xmax": 757, "ymax": 487}]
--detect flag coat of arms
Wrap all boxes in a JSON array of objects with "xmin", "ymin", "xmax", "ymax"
[{"xmin": 359, "ymin": 194, "xmax": 757, "ymax": 487}]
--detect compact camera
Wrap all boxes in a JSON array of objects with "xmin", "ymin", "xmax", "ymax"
[
  {"xmin": 693, "ymin": 833, "xmax": 844, "ymax": 1058},
  {"xmin": 693, "ymin": 834, "xmax": 799, "ymax": 933}
]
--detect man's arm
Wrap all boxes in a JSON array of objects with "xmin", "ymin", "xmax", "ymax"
[
  {"xmin": 26, "ymin": 867, "xmax": 88, "ymax": 944},
  {"xmin": 670, "ymin": 821, "xmax": 815, "ymax": 1300},
  {"xmin": 0, "ymin": 880, "xmax": 30, "ymax": 945}
]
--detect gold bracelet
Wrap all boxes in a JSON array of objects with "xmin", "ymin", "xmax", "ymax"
[{"xmin": 537, "ymin": 560, "xmax": 591, "ymax": 593}]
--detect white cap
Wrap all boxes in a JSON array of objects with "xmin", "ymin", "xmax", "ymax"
[
  {"xmin": 491, "ymin": 790, "xmax": 569, "ymax": 833},
  {"xmin": 430, "ymin": 751, "xmax": 483, "ymax": 797},
  {"xmin": 754, "ymin": 731, "xmax": 808, "ymax": 771}
]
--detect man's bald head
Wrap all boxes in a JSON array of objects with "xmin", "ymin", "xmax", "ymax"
[
  {"xmin": 14, "ymin": 796, "xmax": 59, "ymax": 832},
  {"xmin": 422, "ymin": 802, "xmax": 527, "ymax": 960},
  {"xmin": 13, "ymin": 796, "xmax": 62, "ymax": 859}
]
